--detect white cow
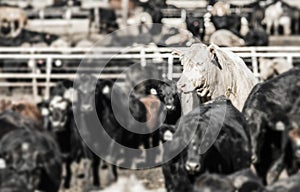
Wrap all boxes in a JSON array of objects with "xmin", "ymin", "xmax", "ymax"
[
  {"xmin": 176, "ymin": 43, "xmax": 258, "ymax": 111},
  {"xmin": 210, "ymin": 29, "xmax": 245, "ymax": 47},
  {"xmin": 259, "ymin": 57, "xmax": 293, "ymax": 80},
  {"xmin": 262, "ymin": 1, "xmax": 283, "ymax": 35}
]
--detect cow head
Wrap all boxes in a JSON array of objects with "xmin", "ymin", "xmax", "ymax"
[
  {"xmin": 243, "ymin": 108, "xmax": 266, "ymax": 163},
  {"xmin": 176, "ymin": 43, "xmax": 223, "ymax": 100},
  {"xmin": 185, "ymin": 137, "xmax": 203, "ymax": 174},
  {"xmin": 0, "ymin": 7, "xmax": 27, "ymax": 38},
  {"xmin": 49, "ymin": 95, "xmax": 69, "ymax": 131},
  {"xmin": 75, "ymin": 74, "xmax": 98, "ymax": 112},
  {"xmin": 158, "ymin": 82, "xmax": 179, "ymax": 111},
  {"xmin": 289, "ymin": 128, "xmax": 300, "ymax": 163}
]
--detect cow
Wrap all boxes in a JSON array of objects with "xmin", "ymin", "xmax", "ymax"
[
  {"xmin": 0, "ymin": 111, "xmax": 62, "ymax": 192},
  {"xmin": 75, "ymin": 74, "xmax": 153, "ymax": 167},
  {"xmin": 45, "ymin": 80, "xmax": 118, "ymax": 189},
  {"xmin": 211, "ymin": 15, "xmax": 241, "ymax": 35},
  {"xmin": 243, "ymin": 67, "xmax": 300, "ymax": 184},
  {"xmin": 262, "ymin": 1, "xmax": 284, "ymax": 35},
  {"xmin": 7, "ymin": 100, "xmax": 44, "ymax": 128},
  {"xmin": 209, "ymin": 29, "xmax": 245, "ymax": 47},
  {"xmin": 211, "ymin": 1, "xmax": 231, "ymax": 17},
  {"xmin": 176, "ymin": 43, "xmax": 258, "ymax": 112},
  {"xmin": 89, "ymin": 8, "xmax": 118, "ymax": 34},
  {"xmin": 186, "ymin": 15, "xmax": 205, "ymax": 41},
  {"xmin": 244, "ymin": 26, "xmax": 269, "ymax": 46},
  {"xmin": 259, "ymin": 57, "xmax": 293, "ymax": 80},
  {"xmin": 162, "ymin": 97, "xmax": 251, "ymax": 192}
]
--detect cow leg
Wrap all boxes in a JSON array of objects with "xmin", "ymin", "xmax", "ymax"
[
  {"xmin": 274, "ymin": 20, "xmax": 279, "ymax": 35},
  {"xmin": 64, "ymin": 158, "xmax": 72, "ymax": 189},
  {"xmin": 266, "ymin": 154, "xmax": 285, "ymax": 184},
  {"xmin": 162, "ymin": 164, "xmax": 175, "ymax": 192},
  {"xmin": 112, "ymin": 165, "xmax": 118, "ymax": 181},
  {"xmin": 266, "ymin": 21, "xmax": 272, "ymax": 35},
  {"xmin": 92, "ymin": 155, "xmax": 101, "ymax": 187}
]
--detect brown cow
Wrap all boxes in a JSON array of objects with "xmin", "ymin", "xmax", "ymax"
[
  {"xmin": 176, "ymin": 43, "xmax": 258, "ymax": 112},
  {"xmin": 139, "ymin": 94, "xmax": 162, "ymax": 130},
  {"xmin": 3, "ymin": 99, "xmax": 43, "ymax": 127}
]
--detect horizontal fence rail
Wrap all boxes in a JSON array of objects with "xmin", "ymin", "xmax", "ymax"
[{"xmin": 0, "ymin": 46, "xmax": 299, "ymax": 101}]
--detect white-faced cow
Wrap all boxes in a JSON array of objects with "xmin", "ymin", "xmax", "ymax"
[{"xmin": 176, "ymin": 43, "xmax": 258, "ymax": 112}]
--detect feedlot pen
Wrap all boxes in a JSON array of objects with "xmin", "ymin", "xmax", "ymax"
[{"xmin": 0, "ymin": 46, "xmax": 300, "ymax": 102}]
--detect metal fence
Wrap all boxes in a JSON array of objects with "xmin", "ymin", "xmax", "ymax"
[{"xmin": 0, "ymin": 46, "xmax": 300, "ymax": 101}]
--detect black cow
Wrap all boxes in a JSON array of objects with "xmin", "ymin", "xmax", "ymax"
[
  {"xmin": 211, "ymin": 15, "xmax": 241, "ymax": 35},
  {"xmin": 89, "ymin": 8, "xmax": 118, "ymax": 34},
  {"xmin": 46, "ymin": 80, "xmax": 118, "ymax": 189},
  {"xmin": 0, "ymin": 29, "xmax": 58, "ymax": 46},
  {"xmin": 157, "ymin": 80, "xmax": 182, "ymax": 125},
  {"xmin": 243, "ymin": 67, "xmax": 300, "ymax": 184},
  {"xmin": 244, "ymin": 26, "xmax": 269, "ymax": 46},
  {"xmin": 186, "ymin": 15, "xmax": 205, "ymax": 41},
  {"xmin": 0, "ymin": 112, "xmax": 62, "ymax": 192},
  {"xmin": 75, "ymin": 75, "xmax": 150, "ymax": 166},
  {"xmin": 162, "ymin": 97, "xmax": 251, "ymax": 192}
]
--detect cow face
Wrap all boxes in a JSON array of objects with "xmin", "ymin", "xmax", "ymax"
[
  {"xmin": 49, "ymin": 95, "xmax": 69, "ymax": 131},
  {"xmin": 243, "ymin": 108, "xmax": 265, "ymax": 163},
  {"xmin": 289, "ymin": 128, "xmax": 300, "ymax": 162},
  {"xmin": 158, "ymin": 82, "xmax": 179, "ymax": 111},
  {"xmin": 185, "ymin": 137, "xmax": 203, "ymax": 174},
  {"xmin": 176, "ymin": 44, "xmax": 221, "ymax": 98},
  {"xmin": 76, "ymin": 75, "xmax": 97, "ymax": 112}
]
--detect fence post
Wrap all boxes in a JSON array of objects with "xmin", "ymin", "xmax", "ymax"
[
  {"xmin": 31, "ymin": 58, "xmax": 38, "ymax": 103},
  {"xmin": 45, "ymin": 57, "xmax": 53, "ymax": 101},
  {"xmin": 167, "ymin": 54, "xmax": 174, "ymax": 80},
  {"xmin": 140, "ymin": 48, "xmax": 146, "ymax": 67},
  {"xmin": 251, "ymin": 48, "xmax": 259, "ymax": 78},
  {"xmin": 287, "ymin": 55, "xmax": 293, "ymax": 65}
]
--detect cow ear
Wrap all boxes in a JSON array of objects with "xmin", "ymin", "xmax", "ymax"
[{"xmin": 208, "ymin": 44, "xmax": 222, "ymax": 70}]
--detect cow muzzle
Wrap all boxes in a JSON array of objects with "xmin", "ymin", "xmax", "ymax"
[
  {"xmin": 81, "ymin": 104, "xmax": 93, "ymax": 112},
  {"xmin": 185, "ymin": 161, "xmax": 201, "ymax": 173}
]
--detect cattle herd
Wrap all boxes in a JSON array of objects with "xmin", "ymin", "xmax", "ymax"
[
  {"xmin": 1, "ymin": 0, "xmax": 300, "ymax": 192},
  {"xmin": 0, "ymin": 42, "xmax": 299, "ymax": 191}
]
